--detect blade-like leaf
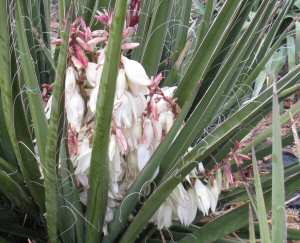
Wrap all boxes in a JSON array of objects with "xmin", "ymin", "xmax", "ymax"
[
  {"xmin": 141, "ymin": 0, "xmax": 175, "ymax": 76},
  {"xmin": 1, "ymin": 0, "xmax": 44, "ymax": 210},
  {"xmin": 85, "ymin": 0, "xmax": 127, "ymax": 242},
  {"xmin": 179, "ymin": 171, "xmax": 300, "ymax": 243},
  {"xmin": 271, "ymin": 83, "xmax": 286, "ymax": 243},
  {"xmin": 43, "ymin": 12, "xmax": 71, "ymax": 243},
  {"xmin": 175, "ymin": 0, "xmax": 244, "ymax": 105},
  {"xmin": 252, "ymin": 148, "xmax": 271, "ymax": 243},
  {"xmin": 15, "ymin": 1, "xmax": 48, "ymax": 163},
  {"xmin": 119, "ymin": 162, "xmax": 197, "ymax": 243}
]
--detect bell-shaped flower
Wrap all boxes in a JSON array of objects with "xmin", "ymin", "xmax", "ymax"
[
  {"xmin": 122, "ymin": 56, "xmax": 151, "ymax": 95},
  {"xmin": 193, "ymin": 179, "xmax": 212, "ymax": 216},
  {"xmin": 161, "ymin": 86, "xmax": 177, "ymax": 98},
  {"xmin": 156, "ymin": 98, "xmax": 169, "ymax": 114},
  {"xmin": 126, "ymin": 151, "xmax": 139, "ymax": 181},
  {"xmin": 65, "ymin": 67, "xmax": 85, "ymax": 132},
  {"xmin": 142, "ymin": 118, "xmax": 154, "ymax": 147},
  {"xmin": 151, "ymin": 119, "xmax": 163, "ymax": 149},
  {"xmin": 208, "ymin": 172, "xmax": 222, "ymax": 212},
  {"xmin": 137, "ymin": 143, "xmax": 151, "ymax": 171},
  {"xmin": 108, "ymin": 135, "xmax": 124, "ymax": 197},
  {"xmin": 74, "ymin": 139, "xmax": 92, "ymax": 188},
  {"xmin": 159, "ymin": 111, "xmax": 175, "ymax": 133},
  {"xmin": 88, "ymin": 84, "xmax": 100, "ymax": 114},
  {"xmin": 171, "ymin": 184, "xmax": 197, "ymax": 226},
  {"xmin": 45, "ymin": 95, "xmax": 53, "ymax": 120},
  {"xmin": 85, "ymin": 62, "xmax": 103, "ymax": 87},
  {"xmin": 115, "ymin": 69, "xmax": 127, "ymax": 99},
  {"xmin": 152, "ymin": 199, "xmax": 174, "ymax": 229},
  {"xmin": 122, "ymin": 118, "xmax": 142, "ymax": 151},
  {"xmin": 114, "ymin": 92, "xmax": 135, "ymax": 128}
]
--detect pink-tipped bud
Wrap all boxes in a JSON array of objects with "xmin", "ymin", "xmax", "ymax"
[
  {"xmin": 76, "ymin": 37, "xmax": 93, "ymax": 52},
  {"xmin": 121, "ymin": 42, "xmax": 140, "ymax": 50},
  {"xmin": 95, "ymin": 10, "xmax": 112, "ymax": 26},
  {"xmin": 73, "ymin": 44, "xmax": 89, "ymax": 68}
]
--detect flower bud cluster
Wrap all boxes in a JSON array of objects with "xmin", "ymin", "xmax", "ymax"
[{"xmin": 46, "ymin": 16, "xmax": 221, "ymax": 233}]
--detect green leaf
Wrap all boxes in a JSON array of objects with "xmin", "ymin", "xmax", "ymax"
[
  {"xmin": 131, "ymin": 0, "xmax": 156, "ymax": 61},
  {"xmin": 170, "ymin": 0, "xmax": 192, "ymax": 65},
  {"xmin": 15, "ymin": 1, "xmax": 48, "ymax": 164},
  {"xmin": 252, "ymin": 148, "xmax": 271, "ymax": 243},
  {"xmin": 159, "ymin": 0, "xmax": 277, "ymax": 178},
  {"xmin": 43, "ymin": 13, "xmax": 71, "ymax": 243},
  {"xmin": 249, "ymin": 205, "xmax": 256, "ymax": 243},
  {"xmin": 271, "ymin": 83, "xmax": 286, "ymax": 243},
  {"xmin": 178, "ymin": 171, "xmax": 300, "ymax": 243},
  {"xmin": 175, "ymin": 0, "xmax": 244, "ymax": 106},
  {"xmin": 85, "ymin": 0, "xmax": 128, "ymax": 242},
  {"xmin": 184, "ymin": 66, "xmax": 300, "ymax": 165},
  {"xmin": 1, "ymin": 0, "xmax": 44, "ymax": 210},
  {"xmin": 0, "ymin": 170, "xmax": 31, "ymax": 212},
  {"xmin": 141, "ymin": 0, "xmax": 175, "ymax": 76},
  {"xmin": 287, "ymin": 35, "xmax": 296, "ymax": 70}
]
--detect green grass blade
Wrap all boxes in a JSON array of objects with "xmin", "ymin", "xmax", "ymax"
[
  {"xmin": 252, "ymin": 148, "xmax": 271, "ymax": 243},
  {"xmin": 85, "ymin": 0, "xmax": 127, "ymax": 242},
  {"xmin": 43, "ymin": 14, "xmax": 71, "ymax": 243},
  {"xmin": 271, "ymin": 83, "xmax": 287, "ymax": 243}
]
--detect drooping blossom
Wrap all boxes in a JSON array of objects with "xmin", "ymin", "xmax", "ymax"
[{"xmin": 45, "ymin": 15, "xmax": 223, "ymax": 234}]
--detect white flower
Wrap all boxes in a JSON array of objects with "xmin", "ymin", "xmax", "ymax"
[
  {"xmin": 156, "ymin": 98, "xmax": 169, "ymax": 114},
  {"xmin": 193, "ymin": 179, "xmax": 211, "ymax": 216},
  {"xmin": 142, "ymin": 118, "xmax": 154, "ymax": 147},
  {"xmin": 65, "ymin": 66, "xmax": 85, "ymax": 132},
  {"xmin": 137, "ymin": 144, "xmax": 151, "ymax": 171},
  {"xmin": 74, "ymin": 139, "xmax": 91, "ymax": 184},
  {"xmin": 114, "ymin": 92, "xmax": 135, "ymax": 128},
  {"xmin": 122, "ymin": 56, "xmax": 151, "ymax": 95},
  {"xmin": 152, "ymin": 199, "xmax": 174, "ymax": 229},
  {"xmin": 115, "ymin": 69, "xmax": 127, "ymax": 99},
  {"xmin": 123, "ymin": 118, "xmax": 142, "ymax": 151},
  {"xmin": 159, "ymin": 111, "xmax": 175, "ymax": 133},
  {"xmin": 152, "ymin": 119, "xmax": 163, "ymax": 149},
  {"xmin": 87, "ymin": 65, "xmax": 103, "ymax": 114},
  {"xmin": 86, "ymin": 62, "xmax": 102, "ymax": 87},
  {"xmin": 45, "ymin": 95, "xmax": 53, "ymax": 120},
  {"xmin": 171, "ymin": 185, "xmax": 197, "ymax": 226},
  {"xmin": 161, "ymin": 86, "xmax": 177, "ymax": 98},
  {"xmin": 208, "ymin": 171, "xmax": 222, "ymax": 212},
  {"xmin": 109, "ymin": 135, "xmax": 123, "ymax": 182}
]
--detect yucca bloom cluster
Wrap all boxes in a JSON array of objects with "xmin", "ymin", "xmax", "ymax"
[{"xmin": 46, "ymin": 13, "xmax": 222, "ymax": 233}]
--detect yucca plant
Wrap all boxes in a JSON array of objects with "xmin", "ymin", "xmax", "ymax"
[{"xmin": 0, "ymin": 0, "xmax": 300, "ymax": 242}]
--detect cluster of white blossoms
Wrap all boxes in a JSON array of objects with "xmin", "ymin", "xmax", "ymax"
[{"xmin": 46, "ymin": 16, "xmax": 222, "ymax": 233}]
